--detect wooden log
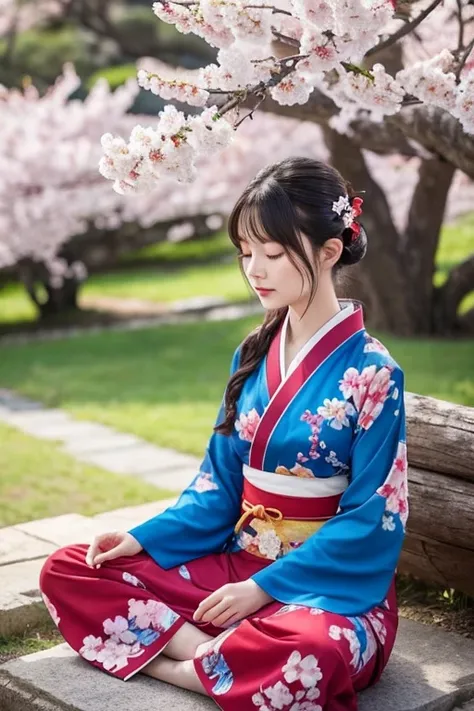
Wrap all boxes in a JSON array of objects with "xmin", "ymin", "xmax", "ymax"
[
  {"xmin": 407, "ymin": 466, "xmax": 474, "ymax": 551},
  {"xmin": 405, "ymin": 392, "xmax": 474, "ymax": 480},
  {"xmin": 402, "ymin": 463, "xmax": 474, "ymax": 595},
  {"xmin": 400, "ymin": 533, "xmax": 474, "ymax": 597}
]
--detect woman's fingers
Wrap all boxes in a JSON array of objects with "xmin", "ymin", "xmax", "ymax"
[
  {"xmin": 94, "ymin": 540, "xmax": 129, "ymax": 566},
  {"xmin": 210, "ymin": 604, "xmax": 239, "ymax": 628},
  {"xmin": 195, "ymin": 592, "xmax": 232, "ymax": 624},
  {"xmin": 85, "ymin": 532, "xmax": 122, "ymax": 568}
]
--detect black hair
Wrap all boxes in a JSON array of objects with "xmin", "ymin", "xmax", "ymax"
[{"xmin": 215, "ymin": 157, "xmax": 367, "ymax": 436}]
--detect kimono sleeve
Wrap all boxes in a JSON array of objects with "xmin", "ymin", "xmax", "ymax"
[
  {"xmin": 251, "ymin": 365, "xmax": 408, "ymax": 616},
  {"xmin": 128, "ymin": 347, "xmax": 243, "ymax": 569}
]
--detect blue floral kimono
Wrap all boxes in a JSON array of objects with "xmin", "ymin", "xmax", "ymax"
[{"xmin": 129, "ymin": 301, "xmax": 408, "ymax": 616}]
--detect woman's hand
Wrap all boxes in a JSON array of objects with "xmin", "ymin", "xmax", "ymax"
[
  {"xmin": 193, "ymin": 580, "xmax": 274, "ymax": 628},
  {"xmin": 86, "ymin": 531, "xmax": 143, "ymax": 568}
]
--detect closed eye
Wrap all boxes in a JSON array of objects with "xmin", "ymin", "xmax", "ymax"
[{"xmin": 267, "ymin": 253, "xmax": 284, "ymax": 260}]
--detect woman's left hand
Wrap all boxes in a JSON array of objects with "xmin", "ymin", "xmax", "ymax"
[{"xmin": 193, "ymin": 580, "xmax": 274, "ymax": 628}]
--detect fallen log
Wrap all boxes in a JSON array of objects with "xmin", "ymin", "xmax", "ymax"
[
  {"xmin": 405, "ymin": 392, "xmax": 474, "ymax": 481},
  {"xmin": 400, "ymin": 393, "xmax": 474, "ymax": 595}
]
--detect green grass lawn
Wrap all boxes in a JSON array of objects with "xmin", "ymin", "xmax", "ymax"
[
  {"xmin": 0, "ymin": 421, "xmax": 174, "ymax": 527},
  {"xmin": 1, "ymin": 214, "xmax": 473, "ymax": 326},
  {"xmin": 82, "ymin": 260, "xmax": 251, "ymax": 305},
  {"xmin": 0, "ymin": 317, "xmax": 472, "ymax": 464}
]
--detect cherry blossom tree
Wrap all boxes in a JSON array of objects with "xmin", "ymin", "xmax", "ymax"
[{"xmin": 96, "ymin": 0, "xmax": 474, "ymax": 335}]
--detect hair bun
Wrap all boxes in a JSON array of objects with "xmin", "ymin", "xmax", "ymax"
[{"xmin": 338, "ymin": 224, "xmax": 368, "ymax": 266}]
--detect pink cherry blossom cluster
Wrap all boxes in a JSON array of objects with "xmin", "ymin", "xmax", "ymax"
[
  {"xmin": 99, "ymin": 103, "xmax": 234, "ymax": 193},
  {"xmin": 98, "ymin": 0, "xmax": 474, "ymax": 191},
  {"xmin": 398, "ymin": 49, "xmax": 474, "ymax": 135}
]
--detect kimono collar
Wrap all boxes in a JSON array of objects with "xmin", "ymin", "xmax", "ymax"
[{"xmin": 266, "ymin": 300, "xmax": 364, "ymax": 400}]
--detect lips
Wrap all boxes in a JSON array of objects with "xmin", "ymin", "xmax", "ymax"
[{"xmin": 255, "ymin": 287, "xmax": 275, "ymax": 295}]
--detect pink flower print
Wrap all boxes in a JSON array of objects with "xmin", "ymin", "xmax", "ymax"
[
  {"xmin": 366, "ymin": 611, "xmax": 387, "ymax": 645},
  {"xmin": 192, "ymin": 471, "xmax": 218, "ymax": 492},
  {"xmin": 103, "ymin": 615, "xmax": 127, "ymax": 638},
  {"xmin": 79, "ymin": 635, "xmax": 105, "ymax": 662},
  {"xmin": 96, "ymin": 639, "xmax": 143, "ymax": 673},
  {"xmin": 262, "ymin": 681, "xmax": 294, "ymax": 709},
  {"xmin": 297, "ymin": 452, "xmax": 309, "ymax": 464},
  {"xmin": 282, "ymin": 651, "xmax": 323, "ymax": 688},
  {"xmin": 123, "ymin": 571, "xmax": 146, "ymax": 588},
  {"xmin": 364, "ymin": 335, "xmax": 389, "ymax": 356},
  {"xmin": 358, "ymin": 366, "xmax": 393, "ymax": 430},
  {"xmin": 377, "ymin": 441, "xmax": 409, "ymax": 528},
  {"xmin": 235, "ymin": 408, "xmax": 261, "ymax": 442},
  {"xmin": 42, "ymin": 593, "xmax": 60, "ymax": 626},
  {"xmin": 290, "ymin": 701, "xmax": 322, "ymax": 711},
  {"xmin": 300, "ymin": 410, "xmax": 324, "ymax": 459},
  {"xmin": 339, "ymin": 365, "xmax": 378, "ymax": 411},
  {"xmin": 317, "ymin": 398, "xmax": 355, "ymax": 430},
  {"xmin": 289, "ymin": 463, "xmax": 315, "ymax": 478},
  {"xmin": 128, "ymin": 598, "xmax": 177, "ymax": 631}
]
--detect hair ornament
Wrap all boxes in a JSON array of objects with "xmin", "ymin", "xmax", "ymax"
[{"xmin": 332, "ymin": 195, "xmax": 364, "ymax": 241}]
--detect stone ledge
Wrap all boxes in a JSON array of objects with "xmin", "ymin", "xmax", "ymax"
[
  {"xmin": 1, "ymin": 619, "xmax": 474, "ymax": 711},
  {"xmin": 0, "ymin": 501, "xmax": 178, "ymax": 638}
]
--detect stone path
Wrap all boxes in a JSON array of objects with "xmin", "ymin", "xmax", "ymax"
[
  {"xmin": 0, "ymin": 501, "xmax": 175, "ymax": 638},
  {"xmin": 0, "ymin": 389, "xmax": 201, "ymax": 492},
  {"xmin": 0, "ymin": 297, "xmax": 261, "ymax": 346}
]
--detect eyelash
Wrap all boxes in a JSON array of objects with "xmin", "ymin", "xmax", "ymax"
[{"xmin": 238, "ymin": 252, "xmax": 284, "ymax": 261}]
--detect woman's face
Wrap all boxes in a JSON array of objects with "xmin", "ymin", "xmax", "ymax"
[{"xmin": 239, "ymin": 233, "xmax": 317, "ymax": 311}]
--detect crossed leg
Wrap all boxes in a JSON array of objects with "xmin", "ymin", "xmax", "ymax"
[{"xmin": 141, "ymin": 621, "xmax": 213, "ymax": 694}]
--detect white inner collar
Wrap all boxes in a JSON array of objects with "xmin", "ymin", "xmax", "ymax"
[{"xmin": 280, "ymin": 301, "xmax": 355, "ymax": 381}]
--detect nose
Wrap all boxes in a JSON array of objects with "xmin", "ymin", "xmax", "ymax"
[{"xmin": 246, "ymin": 252, "xmax": 267, "ymax": 281}]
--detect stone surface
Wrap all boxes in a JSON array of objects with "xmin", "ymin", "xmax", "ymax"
[
  {"xmin": 141, "ymin": 467, "xmax": 197, "ymax": 492},
  {"xmin": 76, "ymin": 444, "xmax": 198, "ymax": 477},
  {"xmin": 14, "ymin": 514, "xmax": 112, "ymax": 548},
  {"xmin": 63, "ymin": 434, "xmax": 142, "ymax": 456},
  {"xmin": 92, "ymin": 499, "xmax": 177, "ymax": 529},
  {"xmin": 0, "ymin": 529, "xmax": 55, "ymax": 566},
  {"xmin": 1, "ymin": 619, "xmax": 474, "ymax": 711},
  {"xmin": 18, "ymin": 421, "xmax": 113, "ymax": 442},
  {"xmin": 0, "ymin": 558, "xmax": 49, "ymax": 637}
]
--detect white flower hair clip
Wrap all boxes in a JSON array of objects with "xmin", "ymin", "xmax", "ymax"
[{"xmin": 332, "ymin": 195, "xmax": 364, "ymax": 240}]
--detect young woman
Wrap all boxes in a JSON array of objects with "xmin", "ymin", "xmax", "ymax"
[{"xmin": 40, "ymin": 157, "xmax": 408, "ymax": 711}]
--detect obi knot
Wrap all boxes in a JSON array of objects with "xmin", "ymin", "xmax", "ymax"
[{"xmin": 234, "ymin": 499, "xmax": 283, "ymax": 534}]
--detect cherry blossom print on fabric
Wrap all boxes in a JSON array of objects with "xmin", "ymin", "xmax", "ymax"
[
  {"xmin": 235, "ymin": 409, "xmax": 261, "ymax": 442},
  {"xmin": 300, "ymin": 410, "xmax": 324, "ymax": 460},
  {"xmin": 251, "ymin": 649, "xmax": 324, "ymax": 711},
  {"xmin": 198, "ymin": 625, "xmax": 238, "ymax": 694},
  {"xmin": 79, "ymin": 598, "xmax": 179, "ymax": 674},
  {"xmin": 339, "ymin": 365, "xmax": 394, "ymax": 430},
  {"xmin": 377, "ymin": 441, "xmax": 409, "ymax": 530},
  {"xmin": 190, "ymin": 471, "xmax": 219, "ymax": 492},
  {"xmin": 236, "ymin": 527, "xmax": 283, "ymax": 561},
  {"xmin": 328, "ymin": 617, "xmax": 377, "ymax": 674},
  {"xmin": 42, "ymin": 593, "xmax": 61, "ymax": 626},
  {"xmin": 365, "ymin": 611, "xmax": 388, "ymax": 646},
  {"xmin": 275, "ymin": 463, "xmax": 315, "ymax": 478},
  {"xmin": 122, "ymin": 572, "xmax": 146, "ymax": 588},
  {"xmin": 363, "ymin": 335, "xmax": 389, "ymax": 356},
  {"xmin": 179, "ymin": 565, "xmax": 191, "ymax": 580},
  {"xmin": 317, "ymin": 398, "xmax": 356, "ymax": 431}
]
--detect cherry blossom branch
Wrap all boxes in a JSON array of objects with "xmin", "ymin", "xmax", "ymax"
[
  {"xmin": 366, "ymin": 0, "xmax": 444, "ymax": 58},
  {"xmin": 455, "ymin": 36, "xmax": 474, "ymax": 81},
  {"xmin": 172, "ymin": 0, "xmax": 292, "ymax": 14}
]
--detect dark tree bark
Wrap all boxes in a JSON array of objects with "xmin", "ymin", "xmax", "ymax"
[
  {"xmin": 17, "ymin": 260, "xmax": 80, "ymax": 319},
  {"xmin": 323, "ymin": 127, "xmax": 461, "ymax": 335}
]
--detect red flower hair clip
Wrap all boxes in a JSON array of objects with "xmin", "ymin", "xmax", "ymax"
[{"xmin": 332, "ymin": 195, "xmax": 364, "ymax": 241}]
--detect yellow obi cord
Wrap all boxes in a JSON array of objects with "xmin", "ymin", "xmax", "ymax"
[{"xmin": 234, "ymin": 499, "xmax": 283, "ymax": 534}]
